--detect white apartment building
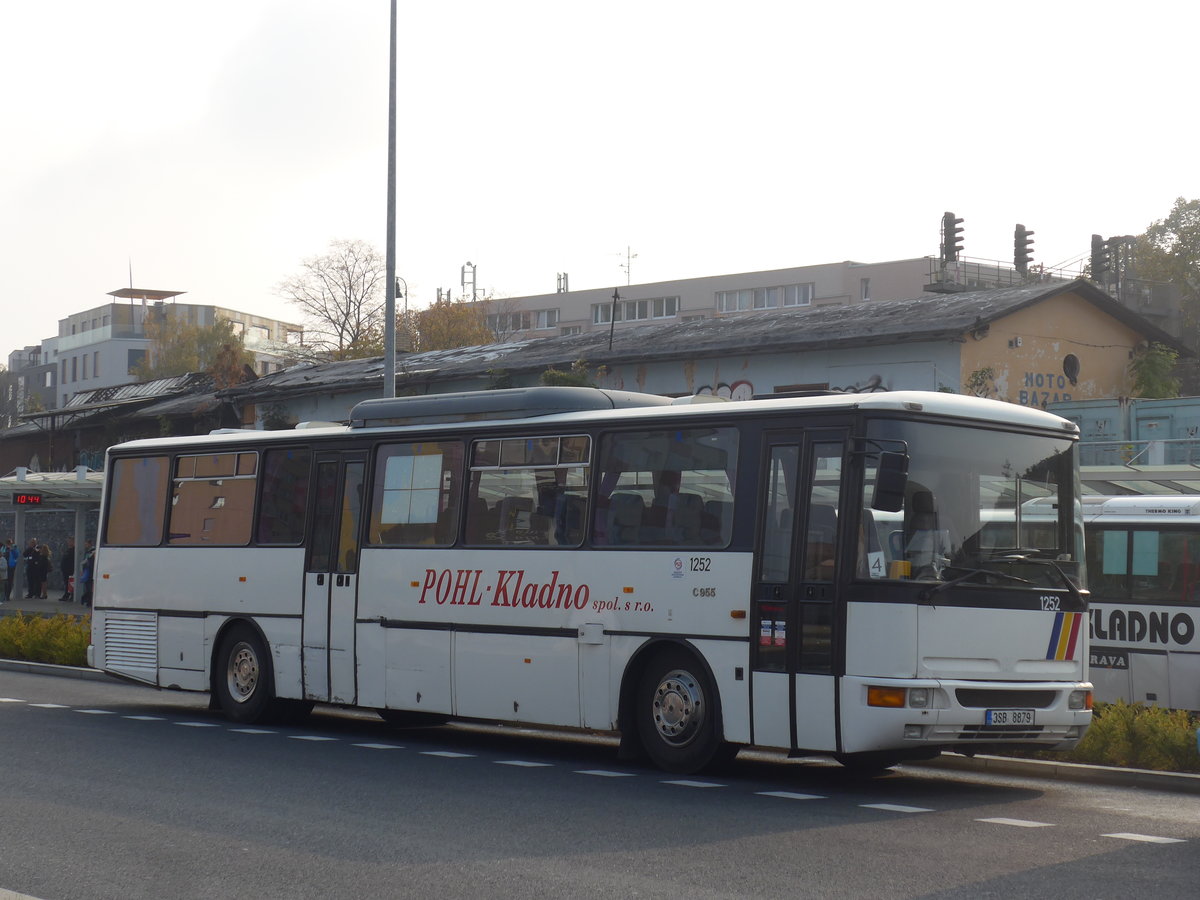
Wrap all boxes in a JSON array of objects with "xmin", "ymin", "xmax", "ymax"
[{"xmin": 38, "ymin": 288, "xmax": 304, "ymax": 409}]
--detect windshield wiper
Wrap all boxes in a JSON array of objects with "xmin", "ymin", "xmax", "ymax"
[
  {"xmin": 918, "ymin": 566, "xmax": 1035, "ymax": 603},
  {"xmin": 992, "ymin": 553, "xmax": 1084, "ymax": 605}
]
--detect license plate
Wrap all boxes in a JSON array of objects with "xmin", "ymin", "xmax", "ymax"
[{"xmin": 986, "ymin": 708, "xmax": 1034, "ymax": 726}]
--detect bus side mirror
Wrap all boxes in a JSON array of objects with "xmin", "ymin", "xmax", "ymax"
[{"xmin": 872, "ymin": 452, "xmax": 908, "ymax": 512}]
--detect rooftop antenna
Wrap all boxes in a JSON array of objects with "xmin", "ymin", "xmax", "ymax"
[{"xmin": 618, "ymin": 246, "xmax": 638, "ymax": 285}]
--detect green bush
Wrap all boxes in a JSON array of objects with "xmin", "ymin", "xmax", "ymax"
[
  {"xmin": 1067, "ymin": 701, "xmax": 1200, "ymax": 772},
  {"xmin": 1022, "ymin": 700, "xmax": 1200, "ymax": 773},
  {"xmin": 0, "ymin": 613, "xmax": 91, "ymax": 667}
]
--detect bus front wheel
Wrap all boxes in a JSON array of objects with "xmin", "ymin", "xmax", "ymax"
[
  {"xmin": 637, "ymin": 648, "xmax": 728, "ymax": 774},
  {"xmin": 215, "ymin": 624, "xmax": 274, "ymax": 724}
]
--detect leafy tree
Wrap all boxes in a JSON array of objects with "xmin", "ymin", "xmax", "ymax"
[
  {"xmin": 1133, "ymin": 197, "xmax": 1200, "ymax": 329},
  {"xmin": 414, "ymin": 297, "xmax": 493, "ymax": 351},
  {"xmin": 1129, "ymin": 342, "xmax": 1181, "ymax": 398},
  {"xmin": 278, "ymin": 239, "xmax": 387, "ymax": 360},
  {"xmin": 134, "ymin": 313, "xmax": 253, "ymax": 387}
]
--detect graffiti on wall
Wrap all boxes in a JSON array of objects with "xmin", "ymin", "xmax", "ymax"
[
  {"xmin": 833, "ymin": 374, "xmax": 888, "ymax": 393},
  {"xmin": 696, "ymin": 381, "xmax": 755, "ymax": 401}
]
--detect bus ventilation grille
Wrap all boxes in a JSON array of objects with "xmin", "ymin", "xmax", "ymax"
[{"xmin": 103, "ymin": 614, "xmax": 158, "ymax": 674}]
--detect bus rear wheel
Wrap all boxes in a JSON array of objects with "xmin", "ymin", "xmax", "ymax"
[
  {"xmin": 637, "ymin": 648, "xmax": 728, "ymax": 774},
  {"xmin": 215, "ymin": 624, "xmax": 274, "ymax": 724}
]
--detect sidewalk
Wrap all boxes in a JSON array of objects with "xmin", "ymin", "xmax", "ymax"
[{"xmin": 0, "ymin": 593, "xmax": 91, "ymax": 618}]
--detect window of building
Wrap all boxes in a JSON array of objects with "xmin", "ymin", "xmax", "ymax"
[
  {"xmin": 592, "ymin": 296, "xmax": 679, "ymax": 325},
  {"xmin": 61, "ymin": 361, "xmax": 68, "ymax": 384},
  {"xmin": 466, "ymin": 435, "xmax": 590, "ymax": 547},
  {"xmin": 860, "ymin": 277, "xmax": 870, "ymax": 301},
  {"xmin": 81, "ymin": 355, "xmax": 88, "ymax": 380},
  {"xmin": 71, "ymin": 357, "xmax": 77, "ymax": 381},
  {"xmin": 94, "ymin": 351, "xmax": 100, "ymax": 377},
  {"xmin": 127, "ymin": 349, "xmax": 146, "ymax": 374},
  {"xmin": 718, "ymin": 284, "xmax": 813, "ymax": 312},
  {"xmin": 534, "ymin": 309, "xmax": 560, "ymax": 329},
  {"xmin": 370, "ymin": 441, "xmax": 464, "ymax": 546},
  {"xmin": 487, "ymin": 311, "xmax": 533, "ymax": 334},
  {"xmin": 561, "ymin": 325, "xmax": 583, "ymax": 336},
  {"xmin": 44, "ymin": 371, "xmax": 53, "ymax": 388}
]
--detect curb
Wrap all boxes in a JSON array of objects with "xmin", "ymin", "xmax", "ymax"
[
  {"xmin": 0, "ymin": 657, "xmax": 116, "ymax": 683},
  {"xmin": 908, "ymin": 750, "xmax": 1200, "ymax": 794},
  {"xmin": 3, "ymin": 656, "xmax": 1199, "ymax": 793}
]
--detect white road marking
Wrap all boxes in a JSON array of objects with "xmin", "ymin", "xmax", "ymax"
[
  {"xmin": 290, "ymin": 735, "xmax": 338, "ymax": 742},
  {"xmin": 861, "ymin": 803, "xmax": 932, "ymax": 813},
  {"xmin": 576, "ymin": 769, "xmax": 636, "ymax": 777},
  {"xmin": 74, "ymin": 709, "xmax": 114, "ymax": 715},
  {"xmin": 354, "ymin": 743, "xmax": 404, "ymax": 750},
  {"xmin": 420, "ymin": 750, "xmax": 474, "ymax": 758},
  {"xmin": 230, "ymin": 728, "xmax": 276, "ymax": 734},
  {"xmin": 175, "ymin": 721, "xmax": 221, "ymax": 728},
  {"xmin": 756, "ymin": 791, "xmax": 825, "ymax": 801},
  {"xmin": 496, "ymin": 760, "xmax": 552, "ymax": 767},
  {"xmin": 123, "ymin": 715, "xmax": 166, "ymax": 721},
  {"xmin": 28, "ymin": 703, "xmax": 67, "ymax": 709},
  {"xmin": 1103, "ymin": 833, "xmax": 1186, "ymax": 844},
  {"xmin": 977, "ymin": 817, "xmax": 1054, "ymax": 828},
  {"xmin": 663, "ymin": 780, "xmax": 726, "ymax": 788},
  {"xmin": 0, "ymin": 698, "xmax": 26, "ymax": 703}
]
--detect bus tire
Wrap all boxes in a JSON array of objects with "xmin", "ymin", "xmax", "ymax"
[
  {"xmin": 637, "ymin": 647, "xmax": 727, "ymax": 774},
  {"xmin": 214, "ymin": 624, "xmax": 275, "ymax": 724}
]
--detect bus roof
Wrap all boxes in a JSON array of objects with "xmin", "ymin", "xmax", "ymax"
[{"xmin": 105, "ymin": 388, "xmax": 1078, "ymax": 455}]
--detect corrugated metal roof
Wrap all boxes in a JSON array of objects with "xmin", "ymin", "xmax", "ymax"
[{"xmin": 218, "ymin": 279, "xmax": 1188, "ymax": 402}]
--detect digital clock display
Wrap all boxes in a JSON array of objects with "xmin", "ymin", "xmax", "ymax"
[{"xmin": 12, "ymin": 492, "xmax": 42, "ymax": 505}]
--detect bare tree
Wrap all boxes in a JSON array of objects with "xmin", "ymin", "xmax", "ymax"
[{"xmin": 277, "ymin": 239, "xmax": 387, "ymax": 360}]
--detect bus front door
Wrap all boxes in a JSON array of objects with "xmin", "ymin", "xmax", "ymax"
[
  {"xmin": 751, "ymin": 431, "xmax": 844, "ymax": 754},
  {"xmin": 303, "ymin": 453, "xmax": 366, "ymax": 705}
]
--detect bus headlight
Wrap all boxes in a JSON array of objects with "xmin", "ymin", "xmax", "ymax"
[
  {"xmin": 907, "ymin": 688, "xmax": 930, "ymax": 708},
  {"xmin": 1068, "ymin": 690, "xmax": 1092, "ymax": 710}
]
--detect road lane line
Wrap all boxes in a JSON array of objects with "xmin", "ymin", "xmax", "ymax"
[
  {"xmin": 1103, "ymin": 833, "xmax": 1186, "ymax": 844},
  {"xmin": 421, "ymin": 750, "xmax": 474, "ymax": 758},
  {"xmin": 861, "ymin": 803, "xmax": 932, "ymax": 813},
  {"xmin": 757, "ymin": 791, "xmax": 825, "ymax": 801},
  {"xmin": 175, "ymin": 721, "xmax": 221, "ymax": 728},
  {"xmin": 663, "ymin": 780, "xmax": 726, "ymax": 788},
  {"xmin": 74, "ymin": 709, "xmax": 114, "ymax": 715},
  {"xmin": 576, "ymin": 769, "xmax": 636, "ymax": 777},
  {"xmin": 230, "ymin": 728, "xmax": 276, "ymax": 734},
  {"xmin": 496, "ymin": 760, "xmax": 552, "ymax": 767},
  {"xmin": 354, "ymin": 743, "xmax": 404, "ymax": 750},
  {"xmin": 290, "ymin": 735, "xmax": 338, "ymax": 742},
  {"xmin": 977, "ymin": 817, "xmax": 1054, "ymax": 828},
  {"xmin": 123, "ymin": 715, "xmax": 166, "ymax": 721}
]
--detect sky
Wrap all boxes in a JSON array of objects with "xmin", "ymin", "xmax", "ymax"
[{"xmin": 2, "ymin": 0, "xmax": 1197, "ymax": 356}]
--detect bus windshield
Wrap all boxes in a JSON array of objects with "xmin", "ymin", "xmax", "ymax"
[{"xmin": 857, "ymin": 418, "xmax": 1083, "ymax": 589}]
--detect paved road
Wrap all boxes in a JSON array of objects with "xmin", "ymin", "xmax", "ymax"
[{"xmin": 0, "ymin": 670, "xmax": 1196, "ymax": 900}]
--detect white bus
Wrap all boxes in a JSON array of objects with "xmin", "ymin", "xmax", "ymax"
[
  {"xmin": 1083, "ymin": 495, "xmax": 1200, "ymax": 712},
  {"xmin": 88, "ymin": 386, "xmax": 1092, "ymax": 773}
]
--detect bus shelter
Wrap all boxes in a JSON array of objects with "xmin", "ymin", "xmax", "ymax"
[{"xmin": 0, "ymin": 467, "xmax": 104, "ymax": 600}]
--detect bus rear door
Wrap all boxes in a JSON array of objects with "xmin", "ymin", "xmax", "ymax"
[{"xmin": 303, "ymin": 451, "xmax": 366, "ymax": 705}]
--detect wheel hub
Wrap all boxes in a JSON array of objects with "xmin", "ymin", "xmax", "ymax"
[
  {"xmin": 652, "ymin": 668, "xmax": 704, "ymax": 745},
  {"xmin": 227, "ymin": 643, "xmax": 259, "ymax": 702}
]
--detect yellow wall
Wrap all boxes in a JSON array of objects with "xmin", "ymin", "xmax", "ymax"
[{"xmin": 958, "ymin": 290, "xmax": 1145, "ymax": 408}]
